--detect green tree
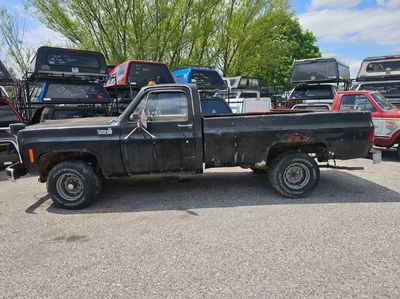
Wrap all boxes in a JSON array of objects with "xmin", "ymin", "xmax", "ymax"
[
  {"xmin": 0, "ymin": 8, "xmax": 35, "ymax": 75},
  {"xmin": 19, "ymin": 0, "xmax": 320, "ymax": 85}
]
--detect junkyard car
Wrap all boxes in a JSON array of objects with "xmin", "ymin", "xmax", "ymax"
[{"xmin": 8, "ymin": 84, "xmax": 378, "ymax": 209}]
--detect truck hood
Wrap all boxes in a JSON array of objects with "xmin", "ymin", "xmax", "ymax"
[
  {"xmin": 23, "ymin": 117, "xmax": 118, "ymax": 131},
  {"xmin": 380, "ymin": 109, "xmax": 400, "ymax": 118}
]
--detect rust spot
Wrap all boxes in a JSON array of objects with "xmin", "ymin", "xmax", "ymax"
[{"xmin": 281, "ymin": 133, "xmax": 312, "ymax": 143}]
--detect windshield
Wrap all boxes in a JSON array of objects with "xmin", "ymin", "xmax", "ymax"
[
  {"xmin": 128, "ymin": 62, "xmax": 174, "ymax": 86},
  {"xmin": 190, "ymin": 70, "xmax": 225, "ymax": 90},
  {"xmin": 359, "ymin": 82, "xmax": 400, "ymax": 98},
  {"xmin": 371, "ymin": 93, "xmax": 396, "ymax": 110},
  {"xmin": 290, "ymin": 86, "xmax": 334, "ymax": 100}
]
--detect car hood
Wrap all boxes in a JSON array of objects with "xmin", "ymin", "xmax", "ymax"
[
  {"xmin": 381, "ymin": 109, "xmax": 400, "ymax": 118},
  {"xmin": 23, "ymin": 117, "xmax": 118, "ymax": 131}
]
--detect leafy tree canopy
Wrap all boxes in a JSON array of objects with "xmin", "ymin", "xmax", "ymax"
[{"xmin": 2, "ymin": 0, "xmax": 321, "ymax": 86}]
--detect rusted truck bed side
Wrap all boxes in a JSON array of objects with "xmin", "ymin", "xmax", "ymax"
[{"xmin": 202, "ymin": 111, "xmax": 373, "ymax": 168}]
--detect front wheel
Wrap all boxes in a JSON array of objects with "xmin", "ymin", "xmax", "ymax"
[
  {"xmin": 47, "ymin": 160, "xmax": 101, "ymax": 209},
  {"xmin": 268, "ymin": 152, "xmax": 320, "ymax": 198}
]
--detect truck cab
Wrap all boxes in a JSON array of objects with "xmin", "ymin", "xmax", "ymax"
[{"xmin": 331, "ymin": 90, "xmax": 400, "ymax": 158}]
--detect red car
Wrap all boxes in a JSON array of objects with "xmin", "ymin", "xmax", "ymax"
[{"xmin": 331, "ymin": 90, "xmax": 400, "ymax": 158}]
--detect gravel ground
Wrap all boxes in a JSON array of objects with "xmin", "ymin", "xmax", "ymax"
[{"xmin": 0, "ymin": 150, "xmax": 399, "ymax": 298}]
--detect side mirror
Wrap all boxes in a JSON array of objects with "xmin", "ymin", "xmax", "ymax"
[
  {"xmin": 9, "ymin": 123, "xmax": 26, "ymax": 135},
  {"xmin": 137, "ymin": 110, "xmax": 148, "ymax": 129}
]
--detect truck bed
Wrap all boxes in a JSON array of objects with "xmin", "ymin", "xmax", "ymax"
[{"xmin": 202, "ymin": 111, "xmax": 373, "ymax": 167}]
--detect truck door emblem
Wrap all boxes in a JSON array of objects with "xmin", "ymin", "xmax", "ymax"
[{"xmin": 97, "ymin": 128, "xmax": 112, "ymax": 135}]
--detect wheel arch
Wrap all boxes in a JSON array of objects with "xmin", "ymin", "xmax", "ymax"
[
  {"xmin": 38, "ymin": 150, "xmax": 101, "ymax": 182},
  {"xmin": 266, "ymin": 141, "xmax": 329, "ymax": 163}
]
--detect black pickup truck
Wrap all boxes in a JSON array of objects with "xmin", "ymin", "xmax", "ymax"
[{"xmin": 7, "ymin": 84, "xmax": 378, "ymax": 209}]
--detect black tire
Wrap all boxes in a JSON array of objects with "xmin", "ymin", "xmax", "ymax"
[
  {"xmin": 268, "ymin": 151, "xmax": 320, "ymax": 198},
  {"xmin": 47, "ymin": 160, "xmax": 101, "ymax": 209}
]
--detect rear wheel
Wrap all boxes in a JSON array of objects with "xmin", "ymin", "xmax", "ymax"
[
  {"xmin": 47, "ymin": 160, "xmax": 101, "ymax": 209},
  {"xmin": 268, "ymin": 151, "xmax": 320, "ymax": 198}
]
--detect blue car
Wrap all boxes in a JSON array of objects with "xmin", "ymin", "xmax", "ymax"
[{"xmin": 172, "ymin": 67, "xmax": 226, "ymax": 91}]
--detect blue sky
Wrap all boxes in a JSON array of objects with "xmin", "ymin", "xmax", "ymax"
[
  {"xmin": 1, "ymin": 0, "xmax": 400, "ymax": 77},
  {"xmin": 292, "ymin": 0, "xmax": 400, "ymax": 75}
]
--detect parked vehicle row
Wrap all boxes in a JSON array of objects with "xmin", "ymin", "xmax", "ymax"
[{"xmin": 1, "ymin": 45, "xmax": 386, "ymax": 210}]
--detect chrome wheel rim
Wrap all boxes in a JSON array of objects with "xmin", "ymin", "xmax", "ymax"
[
  {"xmin": 56, "ymin": 173, "xmax": 84, "ymax": 201},
  {"xmin": 283, "ymin": 163, "xmax": 311, "ymax": 190}
]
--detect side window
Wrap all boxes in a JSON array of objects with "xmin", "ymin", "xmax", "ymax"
[
  {"xmin": 116, "ymin": 63, "xmax": 126, "ymax": 83},
  {"xmin": 130, "ymin": 91, "xmax": 188, "ymax": 122},
  {"xmin": 340, "ymin": 95, "xmax": 376, "ymax": 112}
]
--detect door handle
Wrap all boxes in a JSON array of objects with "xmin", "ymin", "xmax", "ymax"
[{"xmin": 177, "ymin": 124, "xmax": 193, "ymax": 129}]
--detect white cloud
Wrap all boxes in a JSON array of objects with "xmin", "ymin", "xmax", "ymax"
[
  {"xmin": 299, "ymin": 7, "xmax": 400, "ymax": 46},
  {"xmin": 309, "ymin": 0, "xmax": 362, "ymax": 10},
  {"xmin": 386, "ymin": 0, "xmax": 400, "ymax": 9}
]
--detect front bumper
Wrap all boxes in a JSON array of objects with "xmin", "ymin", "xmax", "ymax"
[
  {"xmin": 369, "ymin": 148, "xmax": 382, "ymax": 164},
  {"xmin": 6, "ymin": 162, "xmax": 27, "ymax": 180}
]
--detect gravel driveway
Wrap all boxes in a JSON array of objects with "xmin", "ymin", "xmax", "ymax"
[{"xmin": 1, "ymin": 151, "xmax": 399, "ymax": 298}]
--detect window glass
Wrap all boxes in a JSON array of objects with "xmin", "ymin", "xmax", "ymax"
[
  {"xmin": 359, "ymin": 82, "xmax": 400, "ymax": 98},
  {"xmin": 175, "ymin": 75, "xmax": 184, "ymax": 84},
  {"xmin": 371, "ymin": 93, "xmax": 395, "ymax": 110},
  {"xmin": 292, "ymin": 61, "xmax": 338, "ymax": 82},
  {"xmin": 0, "ymin": 103, "xmax": 20, "ymax": 127},
  {"xmin": 242, "ymin": 92, "xmax": 258, "ymax": 98},
  {"xmin": 129, "ymin": 62, "xmax": 174, "ymax": 86},
  {"xmin": 189, "ymin": 70, "xmax": 225, "ymax": 90},
  {"xmin": 340, "ymin": 95, "xmax": 376, "ymax": 112},
  {"xmin": 44, "ymin": 83, "xmax": 110, "ymax": 102},
  {"xmin": 201, "ymin": 99, "xmax": 231, "ymax": 115},
  {"xmin": 46, "ymin": 53, "xmax": 99, "ymax": 68},
  {"xmin": 131, "ymin": 92, "xmax": 188, "ymax": 122},
  {"xmin": 366, "ymin": 61, "xmax": 400, "ymax": 72},
  {"xmin": 239, "ymin": 77, "xmax": 260, "ymax": 88},
  {"xmin": 290, "ymin": 86, "xmax": 333, "ymax": 100},
  {"xmin": 116, "ymin": 63, "xmax": 127, "ymax": 83}
]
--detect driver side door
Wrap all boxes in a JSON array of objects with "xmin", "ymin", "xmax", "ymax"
[{"xmin": 120, "ymin": 88, "xmax": 197, "ymax": 174}]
